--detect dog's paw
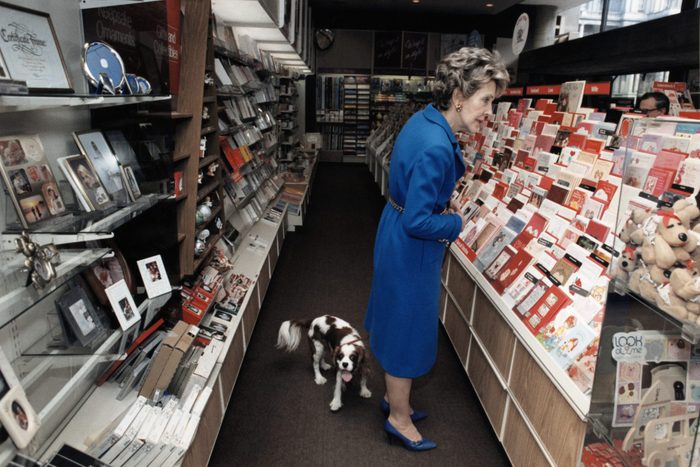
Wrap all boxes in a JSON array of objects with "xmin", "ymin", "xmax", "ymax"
[
  {"xmin": 321, "ymin": 361, "xmax": 332, "ymax": 371},
  {"xmin": 314, "ymin": 375, "xmax": 327, "ymax": 385},
  {"xmin": 330, "ymin": 399, "xmax": 343, "ymax": 411},
  {"xmin": 360, "ymin": 388, "xmax": 372, "ymax": 398}
]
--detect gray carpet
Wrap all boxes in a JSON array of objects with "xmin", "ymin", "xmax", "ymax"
[{"xmin": 209, "ymin": 162, "xmax": 510, "ymax": 466}]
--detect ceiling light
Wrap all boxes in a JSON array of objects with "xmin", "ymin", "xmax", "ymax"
[
  {"xmin": 485, "ymin": 2, "xmax": 494, "ymax": 7},
  {"xmin": 411, "ymin": 0, "xmax": 420, "ymax": 4}
]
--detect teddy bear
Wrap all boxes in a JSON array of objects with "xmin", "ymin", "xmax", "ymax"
[
  {"xmin": 672, "ymin": 198, "xmax": 700, "ymax": 228},
  {"xmin": 669, "ymin": 267, "xmax": 700, "ymax": 314},
  {"xmin": 640, "ymin": 211, "xmax": 693, "ymax": 270},
  {"xmin": 613, "ymin": 247, "xmax": 639, "ymax": 283}
]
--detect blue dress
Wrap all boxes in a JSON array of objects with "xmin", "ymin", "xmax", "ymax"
[{"xmin": 364, "ymin": 104, "xmax": 465, "ymax": 378}]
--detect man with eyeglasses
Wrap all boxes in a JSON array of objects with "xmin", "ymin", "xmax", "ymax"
[{"xmin": 637, "ymin": 91, "xmax": 670, "ymax": 117}]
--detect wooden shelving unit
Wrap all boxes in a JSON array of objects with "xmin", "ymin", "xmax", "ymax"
[{"xmin": 174, "ymin": 0, "xmax": 216, "ymax": 278}]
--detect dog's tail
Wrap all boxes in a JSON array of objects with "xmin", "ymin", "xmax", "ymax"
[{"xmin": 276, "ymin": 319, "xmax": 311, "ymax": 352}]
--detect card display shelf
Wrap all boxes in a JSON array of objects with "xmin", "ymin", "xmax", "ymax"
[
  {"xmin": 449, "ymin": 246, "xmax": 590, "ymax": 419},
  {"xmin": 22, "ymin": 298, "xmax": 153, "ymax": 462},
  {"xmin": 231, "ymin": 173, "xmax": 276, "ymax": 211},
  {"xmin": 42, "ymin": 210, "xmax": 288, "ymax": 467},
  {"xmin": 0, "ymin": 94, "xmax": 171, "ymax": 114},
  {"xmin": 0, "ymin": 248, "xmax": 112, "ymax": 332}
]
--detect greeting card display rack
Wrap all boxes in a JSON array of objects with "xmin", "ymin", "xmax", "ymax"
[{"xmin": 367, "ymin": 105, "xmax": 700, "ymax": 465}]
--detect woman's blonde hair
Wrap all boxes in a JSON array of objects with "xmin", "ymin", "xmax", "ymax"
[{"xmin": 433, "ymin": 47, "xmax": 510, "ymax": 110}]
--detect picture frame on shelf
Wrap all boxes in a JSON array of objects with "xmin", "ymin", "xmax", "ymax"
[
  {"xmin": 0, "ymin": 346, "xmax": 39, "ymax": 449},
  {"xmin": 143, "ymin": 292, "xmax": 171, "ymax": 329},
  {"xmin": 0, "ymin": 2, "xmax": 72, "ymax": 92},
  {"xmin": 58, "ymin": 154, "xmax": 113, "ymax": 212},
  {"xmin": 105, "ymin": 279, "xmax": 141, "ymax": 330},
  {"xmin": 55, "ymin": 285, "xmax": 103, "ymax": 347},
  {"xmin": 73, "ymin": 130, "xmax": 127, "ymax": 201},
  {"xmin": 120, "ymin": 165, "xmax": 141, "ymax": 201},
  {"xmin": 0, "ymin": 48, "xmax": 12, "ymax": 81},
  {"xmin": 103, "ymin": 130, "xmax": 143, "ymax": 180},
  {"xmin": 0, "ymin": 134, "xmax": 66, "ymax": 228},
  {"xmin": 83, "ymin": 248, "xmax": 134, "ymax": 306},
  {"xmin": 136, "ymin": 255, "xmax": 171, "ymax": 299}
]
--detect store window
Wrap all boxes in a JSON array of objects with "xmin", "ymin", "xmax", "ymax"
[
  {"xmin": 604, "ymin": 0, "xmax": 682, "ymax": 31},
  {"xmin": 557, "ymin": 0, "xmax": 603, "ymax": 41},
  {"xmin": 611, "ymin": 70, "xmax": 670, "ymax": 100},
  {"xmin": 555, "ymin": 0, "xmax": 683, "ymax": 43}
]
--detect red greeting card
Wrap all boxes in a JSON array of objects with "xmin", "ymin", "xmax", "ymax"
[
  {"xmin": 583, "ymin": 138, "xmax": 605, "ymax": 155},
  {"xmin": 514, "ymin": 149, "xmax": 530, "ymax": 169},
  {"xmin": 643, "ymin": 167, "xmax": 676, "ymax": 197},
  {"xmin": 568, "ymin": 133, "xmax": 587, "ymax": 149},
  {"xmin": 567, "ymin": 187, "xmax": 592, "ymax": 213},
  {"xmin": 593, "ymin": 179, "xmax": 618, "ymax": 208},
  {"xmin": 490, "ymin": 249, "xmax": 534, "ymax": 295},
  {"xmin": 585, "ymin": 219, "xmax": 611, "ymax": 243},
  {"xmin": 520, "ymin": 286, "xmax": 572, "ymax": 335}
]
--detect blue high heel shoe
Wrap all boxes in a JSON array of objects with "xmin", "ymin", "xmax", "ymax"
[
  {"xmin": 380, "ymin": 398, "xmax": 428, "ymax": 422},
  {"xmin": 384, "ymin": 419, "xmax": 437, "ymax": 451}
]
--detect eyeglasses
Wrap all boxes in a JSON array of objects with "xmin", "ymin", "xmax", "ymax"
[{"xmin": 637, "ymin": 107, "xmax": 662, "ymax": 115}]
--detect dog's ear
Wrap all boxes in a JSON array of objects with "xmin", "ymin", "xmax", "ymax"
[{"xmin": 331, "ymin": 346, "xmax": 340, "ymax": 366}]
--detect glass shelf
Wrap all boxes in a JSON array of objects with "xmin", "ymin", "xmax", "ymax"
[
  {"xmin": 0, "ymin": 94, "xmax": 171, "ymax": 114},
  {"xmin": 0, "ymin": 248, "xmax": 112, "ymax": 331},
  {"xmin": 616, "ymin": 284, "xmax": 700, "ymax": 345},
  {"xmin": 3, "ymin": 193, "xmax": 167, "ymax": 235}
]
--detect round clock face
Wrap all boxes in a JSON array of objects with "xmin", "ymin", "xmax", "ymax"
[
  {"xmin": 33, "ymin": 258, "xmax": 55, "ymax": 283},
  {"xmin": 315, "ymin": 29, "xmax": 334, "ymax": 51}
]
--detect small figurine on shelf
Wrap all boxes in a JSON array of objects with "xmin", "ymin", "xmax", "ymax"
[
  {"xmin": 206, "ymin": 162, "xmax": 219, "ymax": 178},
  {"xmin": 202, "ymin": 106, "xmax": 210, "ymax": 121},
  {"xmin": 16, "ymin": 231, "xmax": 60, "ymax": 288},
  {"xmin": 200, "ymin": 137, "xmax": 207, "ymax": 158},
  {"xmin": 198, "ymin": 171, "xmax": 204, "ymax": 185},
  {"xmin": 204, "ymin": 72, "xmax": 215, "ymax": 87},
  {"xmin": 195, "ymin": 197, "xmax": 213, "ymax": 226},
  {"xmin": 194, "ymin": 229, "xmax": 210, "ymax": 257}
]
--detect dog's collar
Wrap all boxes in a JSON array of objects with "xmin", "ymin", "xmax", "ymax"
[{"xmin": 340, "ymin": 336, "xmax": 365, "ymax": 347}]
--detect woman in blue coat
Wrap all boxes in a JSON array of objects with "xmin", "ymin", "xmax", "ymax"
[{"xmin": 364, "ymin": 48, "xmax": 509, "ymax": 451}]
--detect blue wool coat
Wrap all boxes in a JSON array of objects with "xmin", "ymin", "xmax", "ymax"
[{"xmin": 364, "ymin": 104, "xmax": 465, "ymax": 378}]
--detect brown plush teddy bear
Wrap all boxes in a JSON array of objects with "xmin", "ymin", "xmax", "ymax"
[
  {"xmin": 613, "ymin": 247, "xmax": 638, "ymax": 283},
  {"xmin": 672, "ymin": 198, "xmax": 700, "ymax": 228},
  {"xmin": 669, "ymin": 267, "xmax": 700, "ymax": 314},
  {"xmin": 641, "ymin": 211, "xmax": 693, "ymax": 270}
]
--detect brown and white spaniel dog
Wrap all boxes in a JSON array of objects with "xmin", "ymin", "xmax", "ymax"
[{"xmin": 276, "ymin": 315, "xmax": 371, "ymax": 411}]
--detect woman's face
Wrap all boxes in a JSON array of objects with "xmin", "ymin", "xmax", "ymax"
[{"xmin": 456, "ymin": 80, "xmax": 496, "ymax": 133}]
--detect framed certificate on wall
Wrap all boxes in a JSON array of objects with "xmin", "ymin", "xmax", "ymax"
[{"xmin": 0, "ymin": 2, "xmax": 72, "ymax": 92}]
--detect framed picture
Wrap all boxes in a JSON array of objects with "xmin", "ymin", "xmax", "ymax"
[
  {"xmin": 0, "ymin": 2, "xmax": 72, "ymax": 92},
  {"xmin": 136, "ymin": 255, "xmax": 171, "ymax": 298},
  {"xmin": 56, "ymin": 286, "xmax": 102, "ymax": 347},
  {"xmin": 0, "ymin": 346, "xmax": 39, "ymax": 449},
  {"xmin": 0, "ymin": 48, "xmax": 11, "ymax": 81},
  {"xmin": 0, "ymin": 135, "xmax": 66, "ymax": 228},
  {"xmin": 105, "ymin": 279, "xmax": 141, "ymax": 330},
  {"xmin": 103, "ymin": 130, "xmax": 142, "ymax": 179},
  {"xmin": 120, "ymin": 165, "xmax": 141, "ymax": 201},
  {"xmin": 58, "ymin": 154, "xmax": 113, "ymax": 212},
  {"xmin": 143, "ymin": 292, "xmax": 171, "ymax": 328},
  {"xmin": 73, "ymin": 130, "xmax": 126, "ymax": 199},
  {"xmin": 82, "ymin": 248, "xmax": 134, "ymax": 306}
]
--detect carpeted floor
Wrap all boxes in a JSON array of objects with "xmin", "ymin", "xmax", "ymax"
[{"xmin": 209, "ymin": 162, "xmax": 510, "ymax": 466}]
